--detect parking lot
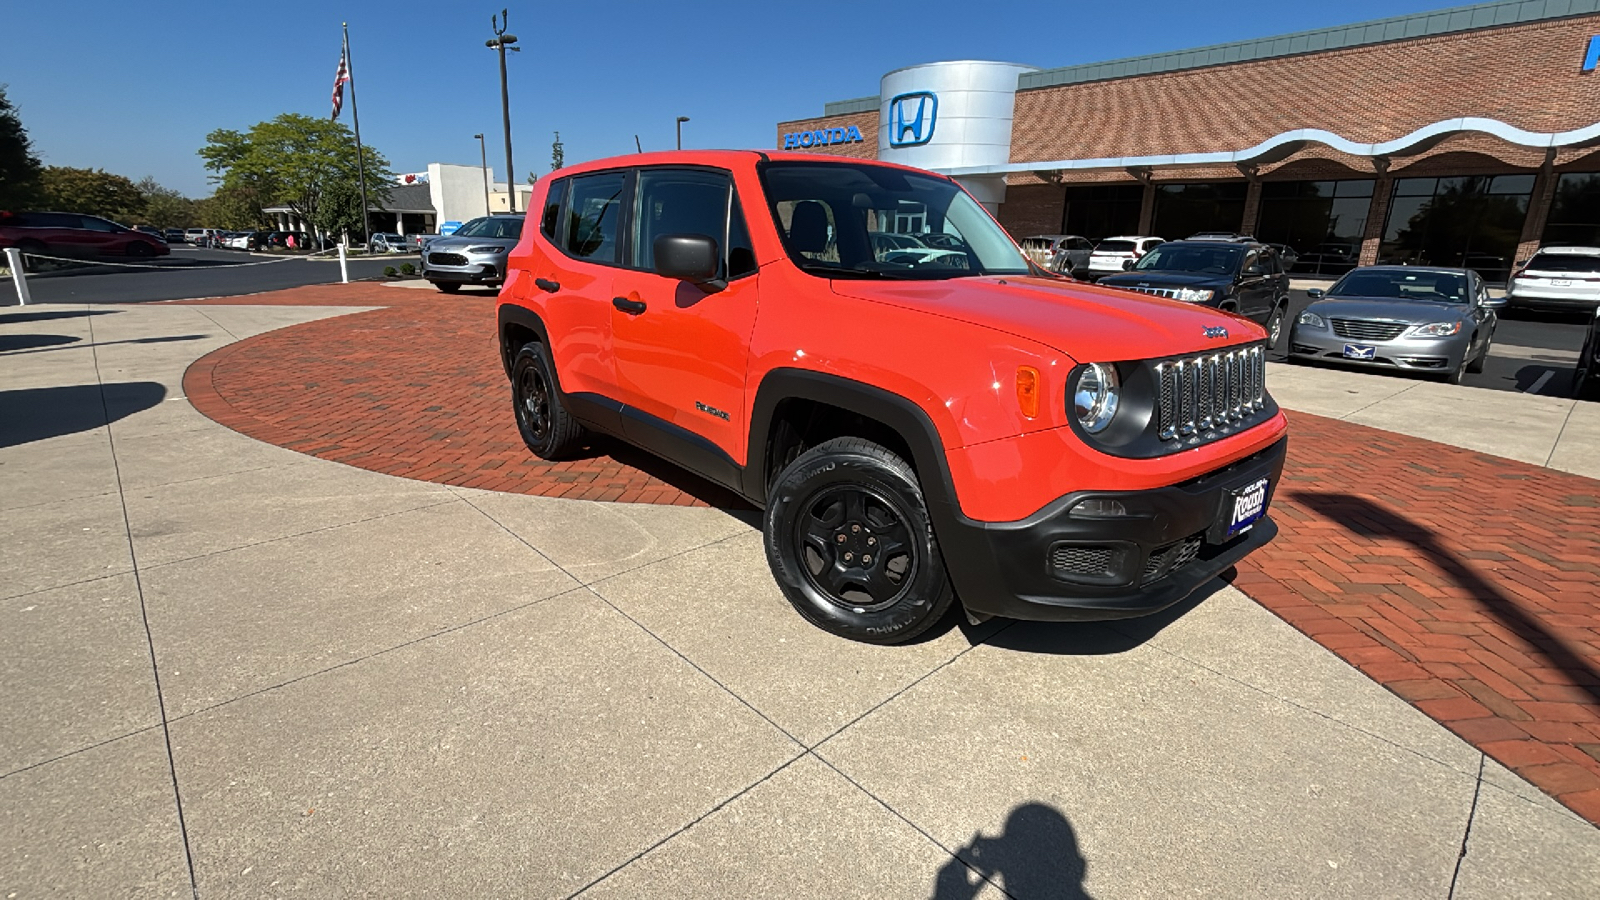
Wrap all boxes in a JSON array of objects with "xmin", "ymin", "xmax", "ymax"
[{"xmin": 3, "ymin": 283, "xmax": 1597, "ymax": 898}]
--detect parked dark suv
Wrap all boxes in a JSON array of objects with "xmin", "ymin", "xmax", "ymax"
[{"xmin": 1098, "ymin": 238, "xmax": 1292, "ymax": 350}]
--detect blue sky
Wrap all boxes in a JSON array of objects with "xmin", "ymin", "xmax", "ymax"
[{"xmin": 5, "ymin": 0, "xmax": 1464, "ymax": 197}]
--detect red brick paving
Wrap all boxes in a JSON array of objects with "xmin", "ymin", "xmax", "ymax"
[{"xmin": 177, "ymin": 283, "xmax": 1600, "ymax": 825}]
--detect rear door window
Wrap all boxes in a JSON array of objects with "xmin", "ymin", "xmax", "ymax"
[{"xmin": 564, "ymin": 171, "xmax": 627, "ymax": 264}]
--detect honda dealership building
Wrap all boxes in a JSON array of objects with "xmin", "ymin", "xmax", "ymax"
[{"xmin": 774, "ymin": 0, "xmax": 1600, "ymax": 281}]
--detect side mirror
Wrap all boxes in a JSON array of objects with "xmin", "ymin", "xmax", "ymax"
[
  {"xmin": 1482, "ymin": 295, "xmax": 1507, "ymax": 310},
  {"xmin": 653, "ymin": 234, "xmax": 723, "ymax": 288},
  {"xmin": 1121, "ymin": 259, "xmax": 1135, "ymax": 271},
  {"xmin": 1243, "ymin": 265, "xmax": 1264, "ymax": 277},
  {"xmin": 1306, "ymin": 288, "xmax": 1325, "ymax": 299}
]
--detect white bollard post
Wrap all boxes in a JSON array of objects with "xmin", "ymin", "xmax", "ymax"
[
  {"xmin": 338, "ymin": 241, "xmax": 349, "ymax": 284},
  {"xmin": 4, "ymin": 247, "xmax": 31, "ymax": 306}
]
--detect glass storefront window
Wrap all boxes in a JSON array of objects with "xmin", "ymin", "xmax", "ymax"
[
  {"xmin": 1378, "ymin": 174, "xmax": 1534, "ymax": 283},
  {"xmin": 1150, "ymin": 182, "xmax": 1247, "ymax": 243},
  {"xmin": 1542, "ymin": 172, "xmax": 1600, "ymax": 248},
  {"xmin": 1256, "ymin": 179, "xmax": 1375, "ymax": 276},
  {"xmin": 1061, "ymin": 184, "xmax": 1143, "ymax": 241}
]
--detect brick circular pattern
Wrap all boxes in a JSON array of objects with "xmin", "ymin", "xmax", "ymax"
[
  {"xmin": 181, "ymin": 284, "xmax": 742, "ymax": 508},
  {"xmin": 179, "ymin": 283, "xmax": 1600, "ymax": 824}
]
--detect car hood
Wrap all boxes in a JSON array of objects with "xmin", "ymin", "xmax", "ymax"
[
  {"xmin": 425, "ymin": 235, "xmax": 517, "ymax": 252},
  {"xmin": 1306, "ymin": 297, "xmax": 1470, "ymax": 323},
  {"xmin": 829, "ymin": 276, "xmax": 1263, "ymax": 361},
  {"xmin": 1097, "ymin": 271, "xmax": 1233, "ymax": 290}
]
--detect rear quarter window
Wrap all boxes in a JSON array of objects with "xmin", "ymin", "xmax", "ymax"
[
  {"xmin": 1526, "ymin": 253, "xmax": 1600, "ymax": 273},
  {"xmin": 1096, "ymin": 240, "xmax": 1136, "ymax": 252}
]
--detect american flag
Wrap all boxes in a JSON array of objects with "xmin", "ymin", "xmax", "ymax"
[{"xmin": 331, "ymin": 48, "xmax": 351, "ymax": 120}]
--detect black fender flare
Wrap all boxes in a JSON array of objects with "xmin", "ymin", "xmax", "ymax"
[{"xmin": 497, "ymin": 304, "xmax": 550, "ymax": 381}]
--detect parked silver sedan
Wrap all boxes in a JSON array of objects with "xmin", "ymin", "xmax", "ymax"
[
  {"xmin": 1287, "ymin": 266, "xmax": 1502, "ymax": 384},
  {"xmin": 421, "ymin": 214, "xmax": 524, "ymax": 294}
]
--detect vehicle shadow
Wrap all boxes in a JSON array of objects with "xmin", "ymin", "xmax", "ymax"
[
  {"xmin": 0, "ymin": 382, "xmax": 167, "ymax": 448},
  {"xmin": 1290, "ymin": 491, "xmax": 1600, "ymax": 706},
  {"xmin": 0, "ymin": 309, "xmax": 120, "ymax": 325},
  {"xmin": 931, "ymin": 575, "xmax": 1231, "ymax": 653},
  {"xmin": 571, "ymin": 433, "xmax": 756, "ymax": 512},
  {"xmin": 932, "ymin": 802, "xmax": 1093, "ymax": 900}
]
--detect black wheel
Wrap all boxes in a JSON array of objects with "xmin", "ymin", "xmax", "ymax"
[
  {"xmin": 511, "ymin": 342, "xmax": 585, "ymax": 459},
  {"xmin": 763, "ymin": 437, "xmax": 955, "ymax": 644},
  {"xmin": 1444, "ymin": 349, "xmax": 1467, "ymax": 385},
  {"xmin": 434, "ymin": 281, "xmax": 461, "ymax": 294},
  {"xmin": 127, "ymin": 241, "xmax": 154, "ymax": 258},
  {"xmin": 1265, "ymin": 303, "xmax": 1286, "ymax": 352},
  {"xmin": 1466, "ymin": 331, "xmax": 1489, "ymax": 374}
]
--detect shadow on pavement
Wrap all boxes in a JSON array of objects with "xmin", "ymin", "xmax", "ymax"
[
  {"xmin": 0, "ymin": 333, "xmax": 79, "ymax": 352},
  {"xmin": 0, "ymin": 382, "xmax": 166, "ymax": 448},
  {"xmin": 1291, "ymin": 491, "xmax": 1600, "ymax": 706},
  {"xmin": 974, "ymin": 576, "xmax": 1230, "ymax": 655},
  {"xmin": 0, "ymin": 334, "xmax": 208, "ymax": 357},
  {"xmin": 0, "ymin": 309, "xmax": 120, "ymax": 325},
  {"xmin": 933, "ymin": 802, "xmax": 1093, "ymax": 899}
]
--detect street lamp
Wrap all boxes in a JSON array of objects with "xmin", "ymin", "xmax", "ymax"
[
  {"xmin": 676, "ymin": 116, "xmax": 690, "ymax": 150},
  {"xmin": 473, "ymin": 133, "xmax": 490, "ymax": 215},
  {"xmin": 487, "ymin": 10, "xmax": 520, "ymax": 213}
]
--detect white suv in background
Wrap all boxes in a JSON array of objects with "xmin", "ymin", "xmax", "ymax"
[
  {"xmin": 1087, "ymin": 236, "xmax": 1164, "ymax": 280},
  {"xmin": 1506, "ymin": 246, "xmax": 1600, "ymax": 310}
]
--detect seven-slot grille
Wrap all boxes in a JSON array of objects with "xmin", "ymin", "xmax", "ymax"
[
  {"xmin": 1123, "ymin": 286, "xmax": 1182, "ymax": 300},
  {"xmin": 428, "ymin": 252, "xmax": 468, "ymax": 266},
  {"xmin": 1330, "ymin": 318, "xmax": 1408, "ymax": 341},
  {"xmin": 1154, "ymin": 345, "xmax": 1266, "ymax": 442}
]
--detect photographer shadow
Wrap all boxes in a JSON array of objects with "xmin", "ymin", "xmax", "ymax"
[{"xmin": 933, "ymin": 802, "xmax": 1092, "ymax": 900}]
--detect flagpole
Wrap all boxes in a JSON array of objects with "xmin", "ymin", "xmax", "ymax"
[{"xmin": 342, "ymin": 22, "xmax": 372, "ymax": 243}]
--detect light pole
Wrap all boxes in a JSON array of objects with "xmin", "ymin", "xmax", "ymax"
[
  {"xmin": 676, "ymin": 116, "xmax": 690, "ymax": 150},
  {"xmin": 487, "ymin": 10, "xmax": 520, "ymax": 213},
  {"xmin": 474, "ymin": 133, "xmax": 490, "ymax": 215}
]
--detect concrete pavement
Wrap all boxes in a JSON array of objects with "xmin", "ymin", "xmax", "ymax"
[{"xmin": 3, "ymin": 301, "xmax": 1598, "ymax": 898}]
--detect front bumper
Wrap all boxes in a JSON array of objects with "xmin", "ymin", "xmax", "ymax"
[
  {"xmin": 934, "ymin": 437, "xmax": 1286, "ymax": 622},
  {"xmin": 424, "ymin": 251, "xmax": 507, "ymax": 286},
  {"xmin": 1287, "ymin": 326, "xmax": 1466, "ymax": 373}
]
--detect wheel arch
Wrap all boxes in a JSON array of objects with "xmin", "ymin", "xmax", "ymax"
[{"xmin": 497, "ymin": 304, "xmax": 549, "ymax": 381}]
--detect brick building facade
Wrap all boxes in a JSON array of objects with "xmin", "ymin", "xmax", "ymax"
[{"xmin": 774, "ymin": 0, "xmax": 1600, "ymax": 281}]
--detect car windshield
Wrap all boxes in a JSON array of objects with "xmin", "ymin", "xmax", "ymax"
[
  {"xmin": 1132, "ymin": 243, "xmax": 1242, "ymax": 274},
  {"xmin": 1330, "ymin": 270, "xmax": 1469, "ymax": 303},
  {"xmin": 1095, "ymin": 240, "xmax": 1136, "ymax": 253},
  {"xmin": 452, "ymin": 217, "xmax": 522, "ymax": 239},
  {"xmin": 1525, "ymin": 253, "xmax": 1600, "ymax": 273},
  {"xmin": 759, "ymin": 161, "xmax": 1030, "ymax": 279}
]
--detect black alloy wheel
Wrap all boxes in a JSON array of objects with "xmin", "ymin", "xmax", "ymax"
[
  {"xmin": 764, "ymin": 437, "xmax": 956, "ymax": 644},
  {"xmin": 511, "ymin": 342, "xmax": 584, "ymax": 459}
]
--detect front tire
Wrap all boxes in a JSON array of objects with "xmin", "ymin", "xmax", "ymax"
[
  {"xmin": 763, "ymin": 437, "xmax": 956, "ymax": 644},
  {"xmin": 1265, "ymin": 303, "xmax": 1286, "ymax": 352},
  {"xmin": 1466, "ymin": 331, "xmax": 1489, "ymax": 374},
  {"xmin": 433, "ymin": 281, "xmax": 461, "ymax": 294},
  {"xmin": 511, "ymin": 342, "xmax": 585, "ymax": 460}
]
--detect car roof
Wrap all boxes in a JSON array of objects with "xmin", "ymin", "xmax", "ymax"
[
  {"xmin": 1533, "ymin": 246, "xmax": 1600, "ymax": 256},
  {"xmin": 1097, "ymin": 235, "xmax": 1157, "ymax": 242},
  {"xmin": 1345, "ymin": 265, "xmax": 1471, "ymax": 276},
  {"xmin": 550, "ymin": 149, "xmax": 945, "ymax": 181}
]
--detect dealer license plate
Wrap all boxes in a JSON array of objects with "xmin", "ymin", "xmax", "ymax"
[
  {"xmin": 1343, "ymin": 343, "xmax": 1376, "ymax": 360},
  {"xmin": 1226, "ymin": 478, "xmax": 1270, "ymax": 538},
  {"xmin": 1553, "ymin": 279, "xmax": 1572, "ymax": 287}
]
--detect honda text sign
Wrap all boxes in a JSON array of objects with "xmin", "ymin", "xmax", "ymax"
[{"xmin": 888, "ymin": 91, "xmax": 938, "ymax": 147}]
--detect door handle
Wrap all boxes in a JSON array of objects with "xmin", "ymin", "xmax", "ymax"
[
  {"xmin": 612, "ymin": 296, "xmax": 647, "ymax": 315},
  {"xmin": 534, "ymin": 277, "xmax": 560, "ymax": 293}
]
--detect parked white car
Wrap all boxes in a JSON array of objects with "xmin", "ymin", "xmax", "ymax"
[
  {"xmin": 1086, "ymin": 236, "xmax": 1164, "ymax": 280},
  {"xmin": 369, "ymin": 233, "xmax": 409, "ymax": 253},
  {"xmin": 1505, "ymin": 246, "xmax": 1600, "ymax": 311}
]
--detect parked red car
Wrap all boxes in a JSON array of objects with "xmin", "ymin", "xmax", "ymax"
[
  {"xmin": 0, "ymin": 211, "xmax": 170, "ymax": 261},
  {"xmin": 497, "ymin": 151, "xmax": 1287, "ymax": 643}
]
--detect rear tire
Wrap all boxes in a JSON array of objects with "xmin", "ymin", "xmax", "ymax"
[
  {"xmin": 763, "ymin": 437, "xmax": 956, "ymax": 644},
  {"xmin": 511, "ymin": 342, "xmax": 586, "ymax": 460}
]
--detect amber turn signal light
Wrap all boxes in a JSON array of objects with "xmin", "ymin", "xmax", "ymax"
[{"xmin": 1015, "ymin": 366, "xmax": 1041, "ymax": 419}]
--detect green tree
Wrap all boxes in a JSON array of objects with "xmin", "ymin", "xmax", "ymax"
[
  {"xmin": 136, "ymin": 176, "xmax": 196, "ymax": 229},
  {"xmin": 312, "ymin": 178, "xmax": 365, "ymax": 237},
  {"xmin": 194, "ymin": 183, "xmax": 272, "ymax": 230},
  {"xmin": 39, "ymin": 166, "xmax": 147, "ymax": 222},
  {"xmin": 0, "ymin": 85, "xmax": 43, "ymax": 210},
  {"xmin": 200, "ymin": 113, "xmax": 391, "ymax": 236}
]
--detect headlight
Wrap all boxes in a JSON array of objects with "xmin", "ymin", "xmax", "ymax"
[
  {"xmin": 1297, "ymin": 311, "xmax": 1325, "ymax": 328},
  {"xmin": 466, "ymin": 245, "xmax": 504, "ymax": 254},
  {"xmin": 1176, "ymin": 288, "xmax": 1214, "ymax": 303},
  {"xmin": 1412, "ymin": 321, "xmax": 1462, "ymax": 337},
  {"xmin": 1072, "ymin": 363, "xmax": 1121, "ymax": 434}
]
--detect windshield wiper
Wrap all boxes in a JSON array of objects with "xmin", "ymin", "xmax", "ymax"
[{"xmin": 796, "ymin": 262, "xmax": 918, "ymax": 279}]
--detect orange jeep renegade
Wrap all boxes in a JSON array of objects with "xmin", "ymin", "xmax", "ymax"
[{"xmin": 497, "ymin": 151, "xmax": 1287, "ymax": 643}]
